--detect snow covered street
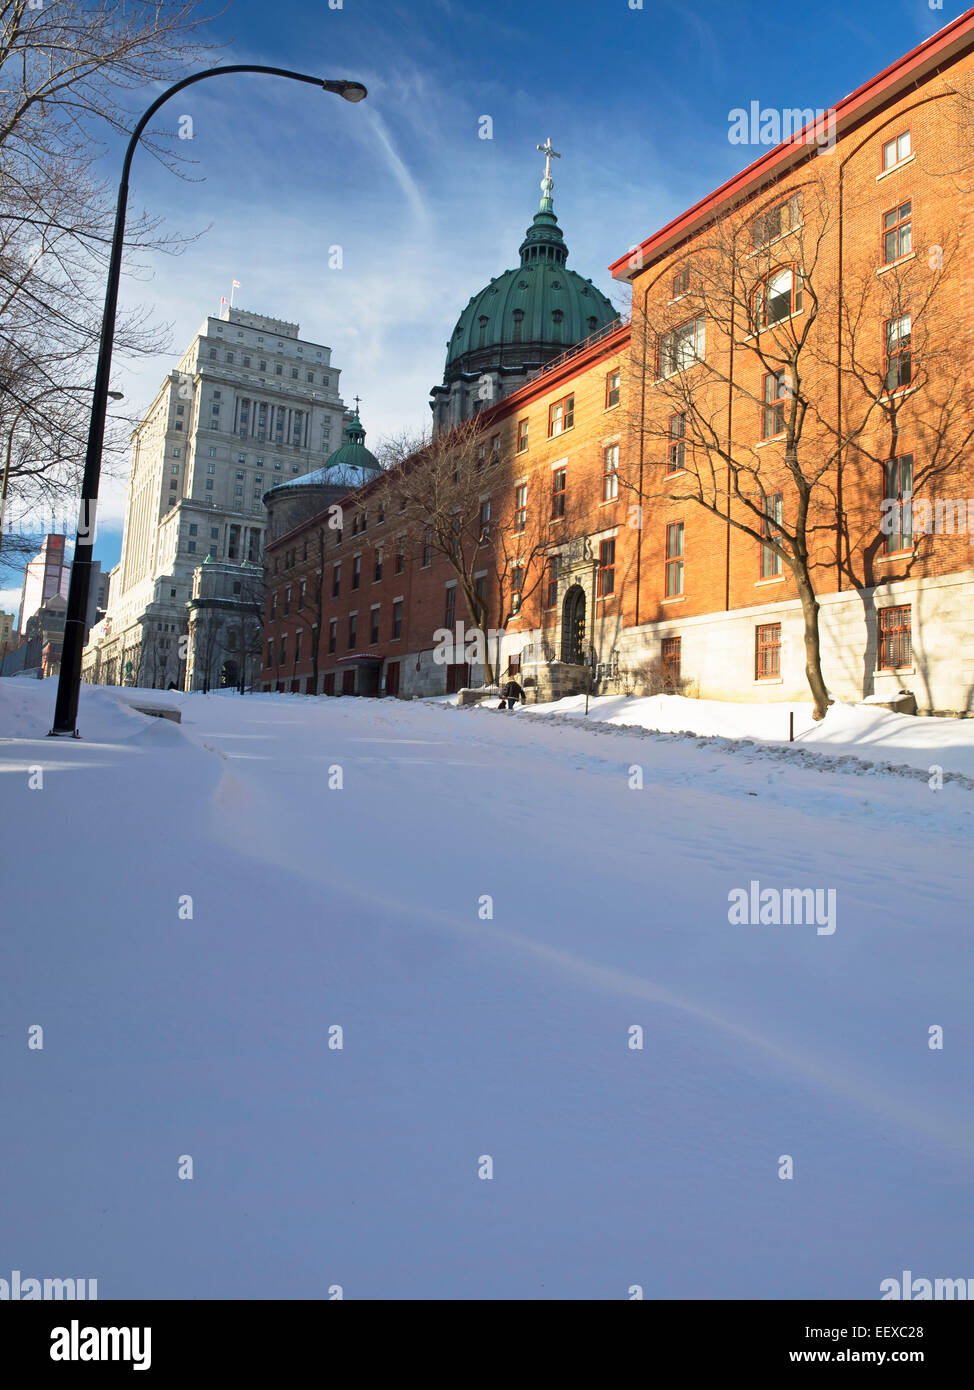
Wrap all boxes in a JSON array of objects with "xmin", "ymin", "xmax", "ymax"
[{"xmin": 2, "ymin": 680, "xmax": 972, "ymax": 1299}]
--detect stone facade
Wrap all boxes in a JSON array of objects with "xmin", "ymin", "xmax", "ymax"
[{"xmin": 82, "ymin": 307, "xmax": 349, "ymax": 690}]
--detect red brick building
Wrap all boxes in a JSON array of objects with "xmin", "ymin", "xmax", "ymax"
[{"xmin": 262, "ymin": 12, "xmax": 974, "ymax": 715}]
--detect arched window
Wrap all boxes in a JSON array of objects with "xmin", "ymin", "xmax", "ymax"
[
  {"xmin": 512, "ymin": 308, "xmax": 524, "ymax": 342},
  {"xmin": 753, "ymin": 267, "xmax": 802, "ymax": 330},
  {"xmin": 478, "ymin": 314, "xmax": 489, "ymax": 347}
]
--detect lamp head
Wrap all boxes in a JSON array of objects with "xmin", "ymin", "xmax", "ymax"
[{"xmin": 324, "ymin": 79, "xmax": 367, "ymax": 103}]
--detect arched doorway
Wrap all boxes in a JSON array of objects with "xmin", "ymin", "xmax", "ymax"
[
  {"xmin": 561, "ymin": 584, "xmax": 586, "ymax": 664},
  {"xmin": 220, "ymin": 659, "xmax": 239, "ymax": 689}
]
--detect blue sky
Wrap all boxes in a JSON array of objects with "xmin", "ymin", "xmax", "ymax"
[{"xmin": 3, "ymin": 0, "xmax": 965, "ymax": 608}]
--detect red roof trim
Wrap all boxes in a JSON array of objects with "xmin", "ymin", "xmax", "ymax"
[
  {"xmin": 609, "ymin": 8, "xmax": 974, "ymax": 281},
  {"xmin": 480, "ymin": 320, "xmax": 631, "ymax": 425}
]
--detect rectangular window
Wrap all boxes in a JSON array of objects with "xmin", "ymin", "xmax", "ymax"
[
  {"xmin": 761, "ymin": 493, "xmax": 784, "ymax": 577},
  {"xmin": 517, "ymin": 417, "xmax": 529, "ymax": 452},
  {"xmin": 188, "ymin": 523, "xmax": 198, "ymax": 536},
  {"xmin": 395, "ymin": 538, "xmax": 405, "ymax": 574},
  {"xmin": 671, "ymin": 264, "xmax": 690, "ymax": 299},
  {"xmin": 660, "ymin": 316, "xmax": 705, "ymax": 377},
  {"xmin": 602, "ymin": 444, "xmax": 619, "ymax": 501},
  {"xmin": 665, "ymin": 521, "xmax": 684, "ymax": 596},
  {"xmin": 548, "ymin": 394, "xmax": 574, "ymax": 437},
  {"xmin": 884, "ymin": 454, "xmax": 914, "ymax": 553},
  {"xmin": 605, "ymin": 370, "xmax": 621, "ymax": 408},
  {"xmin": 546, "ymin": 555, "xmax": 559, "ymax": 609},
  {"xmin": 392, "ymin": 600, "xmax": 402, "ymax": 639},
  {"xmin": 370, "ymin": 607, "xmax": 380, "ymax": 644},
  {"xmin": 295, "ymin": 629, "xmax": 302, "ymax": 662},
  {"xmin": 514, "ymin": 484, "xmax": 527, "ymax": 532},
  {"xmin": 667, "ymin": 413, "xmax": 686, "ymax": 474},
  {"xmin": 187, "ymin": 540, "xmax": 196, "ymax": 553},
  {"xmin": 445, "ymin": 585, "xmax": 456, "ymax": 628},
  {"xmin": 374, "ymin": 550, "xmax": 383, "ymax": 582},
  {"xmin": 279, "ymin": 636, "xmax": 287, "ymax": 666},
  {"xmin": 597, "ymin": 538, "xmax": 616, "ymax": 597},
  {"xmin": 882, "ymin": 200, "xmax": 912, "ymax": 265},
  {"xmin": 755, "ymin": 622, "xmax": 781, "ymax": 679},
  {"xmin": 879, "ymin": 605, "xmax": 911, "ymax": 668},
  {"xmin": 422, "ymin": 527, "xmax": 432, "ymax": 567},
  {"xmin": 551, "ymin": 467, "xmax": 566, "ymax": 519},
  {"xmin": 754, "ymin": 267, "xmax": 801, "ymax": 329},
  {"xmin": 751, "ymin": 191, "xmax": 802, "ymax": 249},
  {"xmin": 885, "ymin": 313, "xmax": 912, "ymax": 392},
  {"xmin": 348, "ymin": 613, "xmax": 357, "ymax": 649},
  {"xmin": 882, "ymin": 130, "xmax": 911, "ymax": 171},
  {"xmin": 661, "ymin": 636, "xmax": 681, "ymax": 690},
  {"xmin": 762, "ymin": 370, "xmax": 788, "ymax": 439},
  {"xmin": 479, "ymin": 497, "xmax": 491, "ymax": 543},
  {"xmin": 508, "ymin": 565, "xmax": 524, "ymax": 615},
  {"xmin": 283, "ymin": 586, "xmax": 290, "ymax": 615},
  {"xmin": 352, "ymin": 556, "xmax": 361, "ymax": 589},
  {"xmin": 266, "ymin": 640, "xmax": 273, "ymax": 668},
  {"xmin": 328, "ymin": 619, "xmax": 337, "ymax": 654},
  {"xmin": 332, "ymin": 563, "xmax": 341, "ymax": 598}
]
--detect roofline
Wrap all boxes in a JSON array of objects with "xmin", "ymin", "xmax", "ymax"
[
  {"xmin": 609, "ymin": 7, "xmax": 974, "ymax": 281},
  {"xmin": 266, "ymin": 323, "xmax": 630, "ymax": 555},
  {"xmin": 481, "ymin": 319, "xmax": 631, "ymax": 424}
]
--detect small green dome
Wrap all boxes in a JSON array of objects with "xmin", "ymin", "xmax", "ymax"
[
  {"xmin": 265, "ymin": 405, "xmax": 380, "ymax": 498},
  {"xmin": 320, "ymin": 406, "xmax": 381, "ymax": 485},
  {"xmin": 443, "ymin": 175, "xmax": 616, "ymax": 380}
]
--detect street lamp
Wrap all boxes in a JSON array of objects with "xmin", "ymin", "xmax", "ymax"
[{"xmin": 50, "ymin": 65, "xmax": 367, "ymax": 736}]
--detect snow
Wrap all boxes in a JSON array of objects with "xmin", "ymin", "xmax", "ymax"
[{"xmin": 1, "ymin": 677, "xmax": 973, "ymax": 1299}]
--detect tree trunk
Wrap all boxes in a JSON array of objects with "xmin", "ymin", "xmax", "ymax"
[{"xmin": 794, "ymin": 566, "xmax": 830, "ymax": 720}]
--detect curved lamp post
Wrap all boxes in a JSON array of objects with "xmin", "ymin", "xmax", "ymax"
[{"xmin": 50, "ymin": 65, "xmax": 367, "ymax": 735}]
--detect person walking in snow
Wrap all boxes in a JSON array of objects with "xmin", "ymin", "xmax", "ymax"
[{"xmin": 499, "ymin": 675, "xmax": 525, "ymax": 710}]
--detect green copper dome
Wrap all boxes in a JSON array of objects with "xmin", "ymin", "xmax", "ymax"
[
  {"xmin": 319, "ymin": 406, "xmax": 381, "ymax": 485},
  {"xmin": 265, "ymin": 405, "xmax": 380, "ymax": 499},
  {"xmin": 443, "ymin": 156, "xmax": 617, "ymax": 381}
]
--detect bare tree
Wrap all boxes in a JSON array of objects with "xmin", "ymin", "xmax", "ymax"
[
  {"xmin": 0, "ymin": 0, "xmax": 217, "ymax": 525},
  {"xmin": 293, "ymin": 523, "xmax": 329, "ymax": 693},
  {"xmin": 234, "ymin": 559, "xmax": 265, "ymax": 692},
  {"xmin": 381, "ymin": 417, "xmax": 540, "ymax": 685},
  {"xmin": 624, "ymin": 175, "xmax": 973, "ymax": 718}
]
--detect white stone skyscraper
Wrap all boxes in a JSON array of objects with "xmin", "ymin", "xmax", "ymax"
[{"xmin": 83, "ymin": 306, "xmax": 349, "ymax": 688}]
